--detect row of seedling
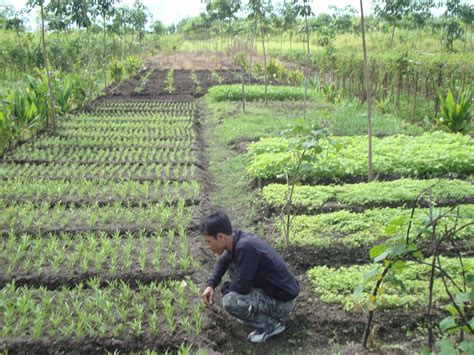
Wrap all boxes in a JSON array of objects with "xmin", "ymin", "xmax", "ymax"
[
  {"xmin": 247, "ymin": 132, "xmax": 474, "ymax": 182},
  {"xmin": 0, "ymin": 179, "xmax": 200, "ymax": 205},
  {"xmin": 0, "ymin": 162, "xmax": 196, "ymax": 182},
  {"xmin": 262, "ymin": 178, "xmax": 474, "ymax": 213},
  {"xmin": 75, "ymin": 112, "xmax": 194, "ymax": 122},
  {"xmin": 56, "ymin": 127, "xmax": 196, "ymax": 139},
  {"xmin": 29, "ymin": 136, "xmax": 196, "ymax": 150},
  {"xmin": 0, "ymin": 200, "xmax": 194, "ymax": 233},
  {"xmin": 277, "ymin": 204, "xmax": 474, "ymax": 249},
  {"xmin": 307, "ymin": 257, "xmax": 473, "ymax": 312},
  {"xmin": 63, "ymin": 119, "xmax": 193, "ymax": 131},
  {"xmin": 92, "ymin": 100, "xmax": 195, "ymax": 111},
  {"xmin": 7, "ymin": 146, "xmax": 197, "ymax": 165},
  {"xmin": 0, "ymin": 278, "xmax": 204, "ymax": 340},
  {"xmin": 1, "ymin": 228, "xmax": 196, "ymax": 281}
]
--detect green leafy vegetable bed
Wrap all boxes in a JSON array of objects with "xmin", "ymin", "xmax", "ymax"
[
  {"xmin": 307, "ymin": 257, "xmax": 473, "ymax": 312},
  {"xmin": 247, "ymin": 132, "xmax": 474, "ymax": 182},
  {"xmin": 207, "ymin": 84, "xmax": 319, "ymax": 102},
  {"xmin": 262, "ymin": 178, "xmax": 474, "ymax": 212},
  {"xmin": 278, "ymin": 204, "xmax": 474, "ymax": 249}
]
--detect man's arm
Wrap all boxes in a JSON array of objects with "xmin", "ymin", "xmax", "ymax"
[
  {"xmin": 207, "ymin": 251, "xmax": 232, "ymax": 288},
  {"xmin": 222, "ymin": 247, "xmax": 259, "ymax": 295}
]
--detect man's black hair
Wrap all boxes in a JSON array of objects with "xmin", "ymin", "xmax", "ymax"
[{"xmin": 199, "ymin": 211, "xmax": 233, "ymax": 237}]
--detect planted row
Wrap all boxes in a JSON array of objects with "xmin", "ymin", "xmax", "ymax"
[
  {"xmin": 0, "ymin": 162, "xmax": 196, "ymax": 181},
  {"xmin": 28, "ymin": 137, "xmax": 196, "ymax": 149},
  {"xmin": 208, "ymin": 84, "xmax": 318, "ymax": 102},
  {"xmin": 5, "ymin": 146, "xmax": 196, "ymax": 165},
  {"xmin": 0, "ymin": 179, "xmax": 200, "ymax": 206},
  {"xmin": 0, "ymin": 229, "xmax": 195, "ymax": 285},
  {"xmin": 92, "ymin": 100, "xmax": 195, "ymax": 111},
  {"xmin": 248, "ymin": 132, "xmax": 474, "ymax": 182},
  {"xmin": 63, "ymin": 119, "xmax": 193, "ymax": 130},
  {"xmin": 55, "ymin": 127, "xmax": 195, "ymax": 139},
  {"xmin": 0, "ymin": 278, "xmax": 203, "ymax": 341},
  {"xmin": 74, "ymin": 112, "xmax": 193, "ymax": 122},
  {"xmin": 278, "ymin": 204, "xmax": 474, "ymax": 249},
  {"xmin": 262, "ymin": 178, "xmax": 474, "ymax": 213},
  {"xmin": 308, "ymin": 257, "xmax": 473, "ymax": 312},
  {"xmin": 0, "ymin": 201, "xmax": 194, "ymax": 234}
]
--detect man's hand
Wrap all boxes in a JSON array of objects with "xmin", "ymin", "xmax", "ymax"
[{"xmin": 202, "ymin": 286, "xmax": 215, "ymax": 306}]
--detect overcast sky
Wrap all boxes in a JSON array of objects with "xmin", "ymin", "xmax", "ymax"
[
  {"xmin": 1, "ymin": 0, "xmax": 371, "ymax": 28},
  {"xmin": 1, "ymin": 0, "xmax": 473, "ymax": 28}
]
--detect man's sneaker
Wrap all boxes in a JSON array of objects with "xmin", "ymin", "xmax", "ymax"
[{"xmin": 247, "ymin": 322, "xmax": 285, "ymax": 343}]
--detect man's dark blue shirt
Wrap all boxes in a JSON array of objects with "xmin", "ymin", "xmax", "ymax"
[{"xmin": 207, "ymin": 230, "xmax": 299, "ymax": 302}]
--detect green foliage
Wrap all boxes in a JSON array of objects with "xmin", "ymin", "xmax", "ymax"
[
  {"xmin": 124, "ymin": 55, "xmax": 143, "ymax": 77},
  {"xmin": 208, "ymin": 84, "xmax": 318, "ymax": 101},
  {"xmin": 109, "ymin": 58, "xmax": 123, "ymax": 83},
  {"xmin": 247, "ymin": 132, "xmax": 474, "ymax": 182},
  {"xmin": 262, "ymin": 178, "xmax": 474, "ymax": 212},
  {"xmin": 164, "ymin": 69, "xmax": 175, "ymax": 94},
  {"xmin": 308, "ymin": 257, "xmax": 473, "ymax": 312},
  {"xmin": 436, "ymin": 89, "xmax": 472, "ymax": 133},
  {"xmin": 277, "ymin": 204, "xmax": 474, "ymax": 248}
]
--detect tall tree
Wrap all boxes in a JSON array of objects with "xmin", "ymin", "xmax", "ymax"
[
  {"xmin": 293, "ymin": 0, "xmax": 314, "ymax": 115},
  {"xmin": 70, "ymin": 0, "xmax": 98, "ymax": 108},
  {"xmin": 26, "ymin": 0, "xmax": 57, "ymax": 130},
  {"xmin": 97, "ymin": 0, "xmax": 119, "ymax": 88},
  {"xmin": 247, "ymin": 0, "xmax": 272, "ymax": 105}
]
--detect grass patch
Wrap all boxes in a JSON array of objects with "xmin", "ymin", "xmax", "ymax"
[{"xmin": 203, "ymin": 95, "xmax": 423, "ymax": 146}]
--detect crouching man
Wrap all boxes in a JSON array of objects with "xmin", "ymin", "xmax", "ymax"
[{"xmin": 200, "ymin": 211, "xmax": 299, "ymax": 343}]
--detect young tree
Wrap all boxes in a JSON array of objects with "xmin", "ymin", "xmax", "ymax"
[
  {"xmin": 359, "ymin": 0, "xmax": 373, "ymax": 181},
  {"xmin": 130, "ymin": 0, "xmax": 148, "ymax": 48},
  {"xmin": 26, "ymin": 0, "xmax": 57, "ymax": 130},
  {"xmin": 373, "ymin": 0, "xmax": 411, "ymax": 46},
  {"xmin": 280, "ymin": 0, "xmax": 298, "ymax": 50}
]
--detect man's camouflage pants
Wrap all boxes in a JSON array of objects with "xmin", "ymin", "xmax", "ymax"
[
  {"xmin": 222, "ymin": 288, "xmax": 297, "ymax": 331},
  {"xmin": 221, "ymin": 262, "xmax": 297, "ymax": 331}
]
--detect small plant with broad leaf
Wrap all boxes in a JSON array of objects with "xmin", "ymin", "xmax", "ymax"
[{"xmin": 436, "ymin": 89, "xmax": 472, "ymax": 133}]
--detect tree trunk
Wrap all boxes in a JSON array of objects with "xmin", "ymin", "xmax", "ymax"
[
  {"xmin": 360, "ymin": 0, "xmax": 373, "ymax": 182},
  {"xmin": 87, "ymin": 27, "xmax": 93, "ymax": 108},
  {"xmin": 390, "ymin": 24, "xmax": 396, "ymax": 47},
  {"xmin": 260, "ymin": 19, "xmax": 268, "ymax": 105},
  {"xmin": 103, "ymin": 15, "xmax": 108, "ymax": 88},
  {"xmin": 40, "ymin": 2, "xmax": 57, "ymax": 131},
  {"xmin": 412, "ymin": 70, "xmax": 418, "ymax": 122}
]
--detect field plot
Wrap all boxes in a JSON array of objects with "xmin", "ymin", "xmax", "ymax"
[{"xmin": 0, "ymin": 96, "xmax": 208, "ymax": 352}]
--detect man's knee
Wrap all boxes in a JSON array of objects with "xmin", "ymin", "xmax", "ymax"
[{"xmin": 222, "ymin": 291, "xmax": 253, "ymax": 318}]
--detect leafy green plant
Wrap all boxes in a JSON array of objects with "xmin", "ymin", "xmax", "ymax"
[
  {"xmin": 436, "ymin": 89, "xmax": 472, "ymax": 133},
  {"xmin": 124, "ymin": 55, "xmax": 143, "ymax": 77},
  {"xmin": 110, "ymin": 58, "xmax": 124, "ymax": 84},
  {"xmin": 164, "ymin": 69, "xmax": 175, "ymax": 94}
]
